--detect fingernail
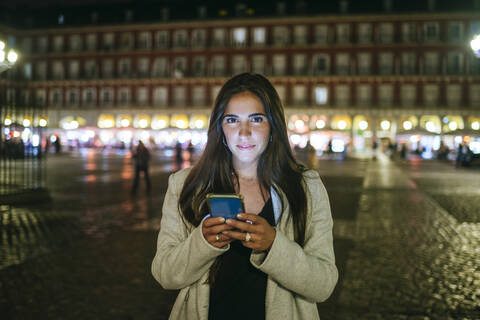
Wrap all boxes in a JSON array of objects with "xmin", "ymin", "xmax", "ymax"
[
  {"xmin": 226, "ymin": 219, "xmax": 233, "ymax": 224},
  {"xmin": 219, "ymin": 217, "xmax": 225, "ymax": 223},
  {"xmin": 237, "ymin": 214, "xmax": 244, "ymax": 218},
  {"xmin": 222, "ymin": 231, "xmax": 229, "ymax": 234}
]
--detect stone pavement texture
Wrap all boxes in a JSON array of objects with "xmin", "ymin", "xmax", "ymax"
[{"xmin": 0, "ymin": 149, "xmax": 479, "ymax": 319}]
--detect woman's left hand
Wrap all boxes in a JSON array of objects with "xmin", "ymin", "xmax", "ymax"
[{"xmin": 223, "ymin": 213, "xmax": 276, "ymax": 252}]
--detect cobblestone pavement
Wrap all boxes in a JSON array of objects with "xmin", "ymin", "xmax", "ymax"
[{"xmin": 1, "ymin": 149, "xmax": 479, "ymax": 319}]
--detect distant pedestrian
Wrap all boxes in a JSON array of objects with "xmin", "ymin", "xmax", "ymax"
[
  {"xmin": 131, "ymin": 140, "xmax": 151, "ymax": 195},
  {"xmin": 174, "ymin": 141, "xmax": 183, "ymax": 169},
  {"xmin": 53, "ymin": 135, "xmax": 61, "ymax": 153},
  {"xmin": 306, "ymin": 140, "xmax": 317, "ymax": 168}
]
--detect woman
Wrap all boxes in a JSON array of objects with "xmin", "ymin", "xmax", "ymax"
[{"xmin": 152, "ymin": 73, "xmax": 337, "ymax": 320}]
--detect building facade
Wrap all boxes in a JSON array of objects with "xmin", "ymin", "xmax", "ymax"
[{"xmin": 3, "ymin": 9, "xmax": 480, "ymax": 157}]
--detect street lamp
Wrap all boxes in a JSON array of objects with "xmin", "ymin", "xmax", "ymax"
[
  {"xmin": 0, "ymin": 40, "xmax": 18, "ymax": 73},
  {"xmin": 471, "ymin": 34, "xmax": 480, "ymax": 58}
]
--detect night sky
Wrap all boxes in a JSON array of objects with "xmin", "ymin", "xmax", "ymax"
[{"xmin": 0, "ymin": 0, "xmax": 477, "ymax": 29}]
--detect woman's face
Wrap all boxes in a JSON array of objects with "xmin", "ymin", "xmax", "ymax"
[{"xmin": 221, "ymin": 91, "xmax": 271, "ymax": 170}]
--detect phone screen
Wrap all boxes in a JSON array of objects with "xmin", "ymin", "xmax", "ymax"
[{"xmin": 207, "ymin": 195, "xmax": 244, "ymax": 220}]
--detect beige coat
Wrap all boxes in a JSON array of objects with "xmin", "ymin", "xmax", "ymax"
[{"xmin": 151, "ymin": 168, "xmax": 338, "ymax": 320}]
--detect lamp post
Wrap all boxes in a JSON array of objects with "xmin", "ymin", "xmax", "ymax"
[
  {"xmin": 0, "ymin": 40, "xmax": 18, "ymax": 73},
  {"xmin": 470, "ymin": 34, "xmax": 480, "ymax": 58}
]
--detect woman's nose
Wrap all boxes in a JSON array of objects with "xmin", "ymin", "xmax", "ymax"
[{"xmin": 238, "ymin": 122, "xmax": 251, "ymax": 137}]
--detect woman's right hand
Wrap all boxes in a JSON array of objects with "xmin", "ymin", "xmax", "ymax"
[{"xmin": 202, "ymin": 217, "xmax": 234, "ymax": 248}]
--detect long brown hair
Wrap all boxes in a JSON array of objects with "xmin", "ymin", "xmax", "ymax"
[{"xmin": 179, "ymin": 73, "xmax": 308, "ymax": 247}]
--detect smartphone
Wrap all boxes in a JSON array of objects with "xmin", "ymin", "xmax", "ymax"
[{"xmin": 206, "ymin": 193, "xmax": 245, "ymax": 220}]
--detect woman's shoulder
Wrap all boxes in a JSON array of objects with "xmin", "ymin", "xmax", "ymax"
[
  {"xmin": 302, "ymin": 168, "xmax": 321, "ymax": 180},
  {"xmin": 301, "ymin": 169, "xmax": 328, "ymax": 194},
  {"xmin": 169, "ymin": 167, "xmax": 193, "ymax": 186}
]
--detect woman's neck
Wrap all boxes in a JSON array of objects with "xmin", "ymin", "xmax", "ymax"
[{"xmin": 233, "ymin": 161, "xmax": 258, "ymax": 181}]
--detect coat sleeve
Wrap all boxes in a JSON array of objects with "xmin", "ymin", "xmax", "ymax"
[
  {"xmin": 250, "ymin": 171, "xmax": 338, "ymax": 302},
  {"xmin": 151, "ymin": 171, "xmax": 228, "ymax": 290}
]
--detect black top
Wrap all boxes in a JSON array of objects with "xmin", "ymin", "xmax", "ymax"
[{"xmin": 208, "ymin": 197, "xmax": 275, "ymax": 320}]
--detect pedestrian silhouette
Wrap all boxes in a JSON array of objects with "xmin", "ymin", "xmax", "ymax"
[
  {"xmin": 131, "ymin": 140, "xmax": 152, "ymax": 195},
  {"xmin": 174, "ymin": 141, "xmax": 183, "ymax": 170}
]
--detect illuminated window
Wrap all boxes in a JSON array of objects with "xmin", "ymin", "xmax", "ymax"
[
  {"xmin": 155, "ymin": 30, "xmax": 169, "ymax": 49},
  {"xmin": 252, "ymin": 27, "xmax": 266, "ymax": 46},
  {"xmin": 192, "ymin": 29, "xmax": 206, "ymax": 48},
  {"xmin": 232, "ymin": 55, "xmax": 247, "ymax": 75},
  {"xmin": 70, "ymin": 35, "xmax": 82, "ymax": 52},
  {"xmin": 53, "ymin": 35, "xmax": 63, "ymax": 52},
  {"xmin": 192, "ymin": 56, "xmax": 206, "ymax": 76},
  {"xmin": 137, "ymin": 87, "xmax": 149, "ymax": 106},
  {"xmin": 120, "ymin": 32, "xmax": 133, "ymax": 49},
  {"xmin": 274, "ymin": 85, "xmax": 286, "ymax": 103},
  {"xmin": 357, "ymin": 53, "xmax": 371, "ymax": 75},
  {"xmin": 273, "ymin": 26, "xmax": 289, "ymax": 46},
  {"xmin": 314, "ymin": 25, "xmax": 329, "ymax": 44},
  {"xmin": 293, "ymin": 54, "xmax": 307, "ymax": 75},
  {"xmin": 101, "ymin": 59, "xmax": 113, "ymax": 78},
  {"xmin": 272, "ymin": 54, "xmax": 286, "ymax": 76},
  {"xmin": 232, "ymin": 28, "xmax": 247, "ymax": 47},
  {"xmin": 212, "ymin": 55, "xmax": 226, "ymax": 76},
  {"xmin": 379, "ymin": 52, "xmax": 394, "ymax": 75},
  {"xmin": 173, "ymin": 30, "xmax": 188, "ymax": 48},
  {"xmin": 336, "ymin": 24, "xmax": 350, "ymax": 43},
  {"xmin": 37, "ymin": 36, "xmax": 48, "ymax": 53},
  {"xmin": 86, "ymin": 34, "xmax": 97, "ymax": 51},
  {"xmin": 401, "ymin": 22, "xmax": 416, "ymax": 42},
  {"xmin": 314, "ymin": 86, "xmax": 328, "ymax": 105},
  {"xmin": 379, "ymin": 23, "xmax": 394, "ymax": 43},
  {"xmin": 252, "ymin": 55, "xmax": 266, "ymax": 74},
  {"xmin": 211, "ymin": 85, "xmax": 221, "ymax": 104},
  {"xmin": 336, "ymin": 53, "xmax": 350, "ymax": 75},
  {"xmin": 192, "ymin": 86, "xmax": 206, "ymax": 106},
  {"xmin": 212, "ymin": 29, "xmax": 225, "ymax": 47},
  {"xmin": 103, "ymin": 33, "xmax": 114, "ymax": 51},
  {"xmin": 335, "ymin": 84, "xmax": 350, "ymax": 106},
  {"xmin": 36, "ymin": 61, "xmax": 47, "ymax": 80},
  {"xmin": 52, "ymin": 61, "xmax": 64, "ymax": 80},
  {"xmin": 424, "ymin": 52, "xmax": 439, "ymax": 75},
  {"xmin": 137, "ymin": 58, "xmax": 149, "ymax": 77},
  {"xmin": 401, "ymin": 52, "xmax": 416, "ymax": 75},
  {"xmin": 174, "ymin": 86, "xmax": 187, "ymax": 106},
  {"xmin": 358, "ymin": 23, "xmax": 372, "ymax": 43},
  {"xmin": 152, "ymin": 57, "xmax": 168, "ymax": 77},
  {"xmin": 293, "ymin": 85, "xmax": 307, "ymax": 105},
  {"xmin": 137, "ymin": 32, "xmax": 151, "ymax": 49},
  {"xmin": 294, "ymin": 25, "xmax": 307, "ymax": 45},
  {"xmin": 153, "ymin": 87, "xmax": 168, "ymax": 107}
]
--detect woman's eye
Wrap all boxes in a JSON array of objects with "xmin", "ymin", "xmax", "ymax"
[
  {"xmin": 251, "ymin": 116, "xmax": 265, "ymax": 123},
  {"xmin": 225, "ymin": 117, "xmax": 237, "ymax": 124}
]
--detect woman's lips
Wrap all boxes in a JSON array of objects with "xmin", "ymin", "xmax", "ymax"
[{"xmin": 236, "ymin": 144, "xmax": 255, "ymax": 150}]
